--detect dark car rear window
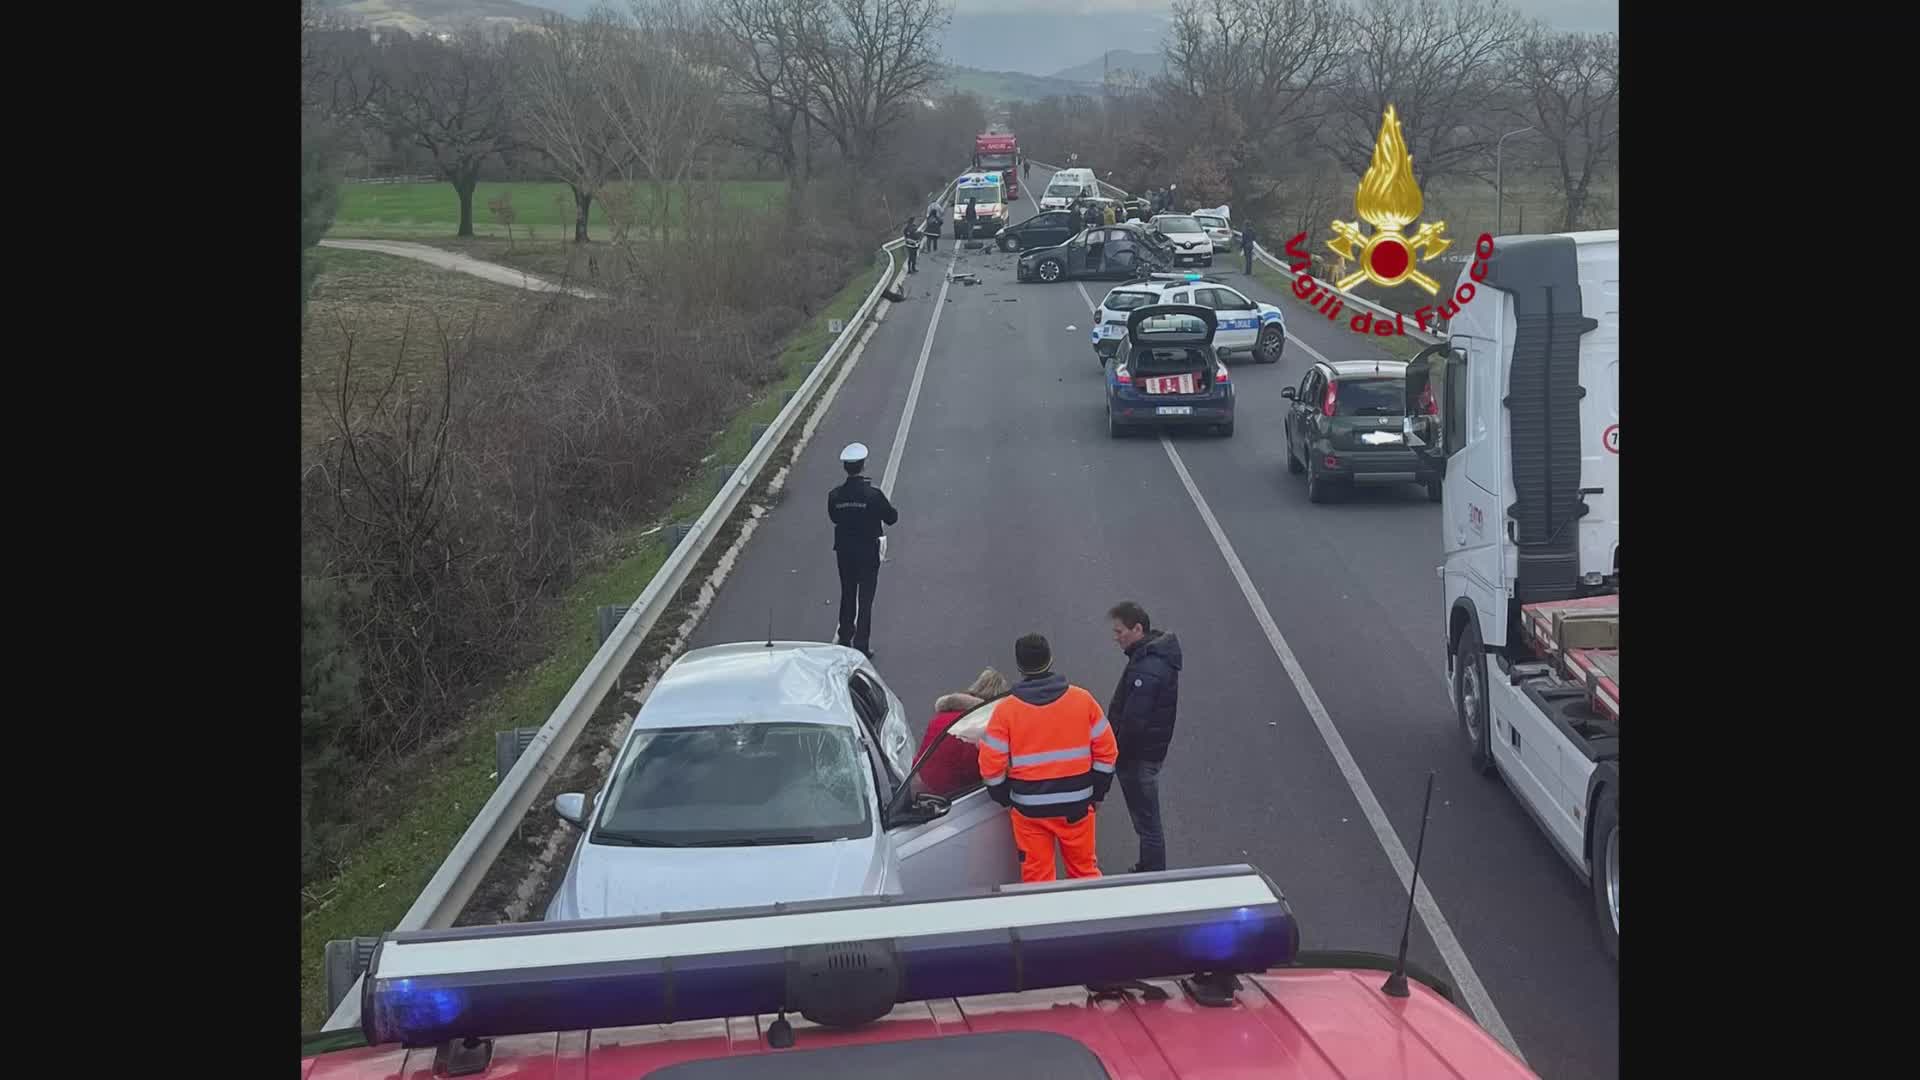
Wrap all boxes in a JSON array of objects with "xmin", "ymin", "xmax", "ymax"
[
  {"xmin": 1333, "ymin": 376, "xmax": 1405, "ymax": 416},
  {"xmin": 1135, "ymin": 312, "xmax": 1208, "ymax": 336},
  {"xmin": 1130, "ymin": 346, "xmax": 1210, "ymax": 373},
  {"xmin": 1103, "ymin": 290, "xmax": 1157, "ymax": 312}
]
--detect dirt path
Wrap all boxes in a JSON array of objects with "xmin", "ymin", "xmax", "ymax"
[{"xmin": 318, "ymin": 238, "xmax": 604, "ymax": 299}]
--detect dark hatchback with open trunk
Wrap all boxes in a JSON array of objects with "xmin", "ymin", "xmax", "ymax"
[{"xmin": 1106, "ymin": 304, "xmax": 1235, "ymax": 438}]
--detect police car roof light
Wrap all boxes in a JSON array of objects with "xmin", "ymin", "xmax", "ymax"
[{"xmin": 359, "ymin": 865, "xmax": 1297, "ymax": 1048}]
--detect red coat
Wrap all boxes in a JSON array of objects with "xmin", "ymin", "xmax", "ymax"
[{"xmin": 915, "ymin": 693, "xmax": 984, "ymax": 796}]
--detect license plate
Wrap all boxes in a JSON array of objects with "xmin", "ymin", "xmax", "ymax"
[
  {"xmin": 1156, "ymin": 406, "xmax": 1193, "ymax": 416},
  {"xmin": 1145, "ymin": 374, "xmax": 1196, "ymax": 395},
  {"xmin": 1361, "ymin": 431, "xmax": 1404, "ymax": 445}
]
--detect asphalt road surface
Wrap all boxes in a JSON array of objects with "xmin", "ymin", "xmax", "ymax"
[{"xmin": 686, "ymin": 166, "xmax": 1619, "ymax": 1079}]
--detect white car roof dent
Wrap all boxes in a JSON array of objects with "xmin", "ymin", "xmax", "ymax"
[{"xmin": 638, "ymin": 641, "xmax": 865, "ymax": 731}]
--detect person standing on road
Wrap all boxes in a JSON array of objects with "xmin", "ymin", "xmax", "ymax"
[
  {"xmin": 964, "ymin": 197, "xmax": 979, "ymax": 240},
  {"xmin": 924, "ymin": 202, "xmax": 942, "ymax": 254},
  {"xmin": 828, "ymin": 443, "xmax": 897, "ymax": 659},
  {"xmin": 901, "ymin": 217, "xmax": 921, "ymax": 273},
  {"xmin": 1105, "ymin": 601, "xmax": 1182, "ymax": 874},
  {"xmin": 1241, "ymin": 220, "xmax": 1258, "ymax": 276},
  {"xmin": 980, "ymin": 633, "xmax": 1118, "ymax": 882},
  {"xmin": 1023, "ymin": 158, "xmax": 1031, "ymax": 178}
]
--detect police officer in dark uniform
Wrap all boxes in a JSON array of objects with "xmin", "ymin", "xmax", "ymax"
[{"xmin": 828, "ymin": 442, "xmax": 897, "ymax": 658}]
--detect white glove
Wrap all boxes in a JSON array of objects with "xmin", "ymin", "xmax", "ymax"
[{"xmin": 879, "ymin": 536, "xmax": 889, "ymax": 563}]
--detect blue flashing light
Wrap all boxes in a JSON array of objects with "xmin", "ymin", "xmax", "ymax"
[
  {"xmin": 1184, "ymin": 273, "xmax": 1202, "ymax": 281},
  {"xmin": 360, "ymin": 866, "xmax": 1297, "ymax": 1047}
]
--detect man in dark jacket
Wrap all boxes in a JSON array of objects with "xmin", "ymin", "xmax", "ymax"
[
  {"xmin": 1105, "ymin": 600, "xmax": 1182, "ymax": 873},
  {"xmin": 901, "ymin": 218, "xmax": 921, "ymax": 273},
  {"xmin": 964, "ymin": 198, "xmax": 979, "ymax": 239},
  {"xmin": 1241, "ymin": 220, "xmax": 1257, "ymax": 276},
  {"xmin": 828, "ymin": 442, "xmax": 898, "ymax": 658}
]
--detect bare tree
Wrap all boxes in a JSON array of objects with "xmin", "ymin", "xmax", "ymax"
[
  {"xmin": 595, "ymin": 0, "xmax": 730, "ymax": 244},
  {"xmin": 514, "ymin": 6, "xmax": 641, "ymax": 242},
  {"xmin": 1508, "ymin": 29, "xmax": 1618, "ymax": 230},
  {"xmin": 369, "ymin": 28, "xmax": 520, "ymax": 238},
  {"xmin": 1326, "ymin": 0, "xmax": 1526, "ymax": 190},
  {"xmin": 1149, "ymin": 0, "xmax": 1350, "ymax": 212},
  {"xmin": 711, "ymin": 0, "xmax": 819, "ymax": 184},
  {"xmin": 788, "ymin": 0, "xmax": 949, "ymax": 167}
]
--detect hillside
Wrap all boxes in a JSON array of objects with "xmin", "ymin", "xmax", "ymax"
[
  {"xmin": 1049, "ymin": 49, "xmax": 1163, "ymax": 84},
  {"xmin": 321, "ymin": 0, "xmax": 554, "ymax": 34},
  {"xmin": 940, "ymin": 65, "xmax": 1101, "ymax": 105}
]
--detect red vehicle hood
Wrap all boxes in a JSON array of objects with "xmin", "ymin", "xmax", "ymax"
[{"xmin": 303, "ymin": 968, "xmax": 1534, "ymax": 1079}]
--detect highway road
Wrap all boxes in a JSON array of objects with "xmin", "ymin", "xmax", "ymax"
[{"xmin": 683, "ymin": 166, "xmax": 1619, "ymax": 1078}]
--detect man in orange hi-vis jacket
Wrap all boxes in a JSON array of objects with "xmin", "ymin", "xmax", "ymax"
[{"xmin": 979, "ymin": 632, "xmax": 1119, "ymax": 882}]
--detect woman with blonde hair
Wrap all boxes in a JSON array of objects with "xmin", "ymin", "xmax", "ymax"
[{"xmin": 913, "ymin": 668, "xmax": 1011, "ymax": 797}]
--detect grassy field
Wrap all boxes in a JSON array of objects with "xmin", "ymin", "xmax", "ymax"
[
  {"xmin": 301, "ymin": 248, "xmax": 524, "ymax": 446},
  {"xmin": 331, "ymin": 180, "xmax": 788, "ymax": 240},
  {"xmin": 297, "ymin": 252, "xmax": 889, "ymax": 1032}
]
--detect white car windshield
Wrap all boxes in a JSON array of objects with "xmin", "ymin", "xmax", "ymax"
[
  {"xmin": 1045, "ymin": 182, "xmax": 1081, "ymax": 199},
  {"xmin": 958, "ymin": 182, "xmax": 1002, "ymax": 202},
  {"xmin": 593, "ymin": 723, "xmax": 874, "ymax": 846},
  {"xmin": 1156, "ymin": 216, "xmax": 1202, "ymax": 233},
  {"xmin": 1195, "ymin": 216, "xmax": 1227, "ymax": 230}
]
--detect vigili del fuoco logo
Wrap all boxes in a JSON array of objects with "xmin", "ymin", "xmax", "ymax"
[{"xmin": 1282, "ymin": 105, "xmax": 1495, "ymax": 338}]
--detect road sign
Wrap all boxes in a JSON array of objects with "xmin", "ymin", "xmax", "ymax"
[{"xmin": 1602, "ymin": 424, "xmax": 1619, "ymax": 454}]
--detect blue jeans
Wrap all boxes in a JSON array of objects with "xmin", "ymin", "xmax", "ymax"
[{"xmin": 1117, "ymin": 759, "xmax": 1165, "ymax": 872}]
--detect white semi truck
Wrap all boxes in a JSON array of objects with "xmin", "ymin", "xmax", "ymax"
[{"xmin": 1408, "ymin": 230, "xmax": 1620, "ymax": 961}]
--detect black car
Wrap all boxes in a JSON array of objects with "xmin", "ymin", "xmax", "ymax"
[
  {"xmin": 1282, "ymin": 359, "xmax": 1442, "ymax": 503},
  {"xmin": 996, "ymin": 209, "xmax": 1082, "ymax": 252},
  {"xmin": 1017, "ymin": 224, "xmax": 1172, "ymax": 284}
]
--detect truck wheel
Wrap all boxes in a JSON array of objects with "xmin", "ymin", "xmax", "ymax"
[
  {"xmin": 1590, "ymin": 789, "xmax": 1619, "ymax": 962},
  {"xmin": 323, "ymin": 936, "xmax": 382, "ymax": 1015},
  {"xmin": 1454, "ymin": 622, "xmax": 1495, "ymax": 775},
  {"xmin": 1037, "ymin": 258, "xmax": 1063, "ymax": 283}
]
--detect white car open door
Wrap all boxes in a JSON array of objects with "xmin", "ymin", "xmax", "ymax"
[{"xmin": 885, "ymin": 698, "xmax": 1019, "ymax": 896}]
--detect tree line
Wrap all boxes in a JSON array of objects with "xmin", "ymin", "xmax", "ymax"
[{"xmin": 1010, "ymin": 0, "xmax": 1618, "ymax": 235}]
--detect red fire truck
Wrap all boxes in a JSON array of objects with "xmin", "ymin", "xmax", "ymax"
[
  {"xmin": 975, "ymin": 133, "xmax": 1018, "ymax": 199},
  {"xmin": 300, "ymin": 866, "xmax": 1536, "ymax": 1078}
]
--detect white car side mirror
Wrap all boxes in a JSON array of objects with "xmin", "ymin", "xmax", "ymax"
[{"xmin": 554, "ymin": 793, "xmax": 588, "ymax": 828}]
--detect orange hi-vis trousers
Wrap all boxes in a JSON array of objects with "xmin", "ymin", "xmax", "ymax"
[{"xmin": 1011, "ymin": 808, "xmax": 1100, "ymax": 882}]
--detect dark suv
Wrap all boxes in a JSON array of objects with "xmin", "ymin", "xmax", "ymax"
[
  {"xmin": 1282, "ymin": 359, "xmax": 1441, "ymax": 502},
  {"xmin": 1018, "ymin": 223, "xmax": 1172, "ymax": 284}
]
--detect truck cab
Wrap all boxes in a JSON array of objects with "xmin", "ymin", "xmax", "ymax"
[{"xmin": 1411, "ymin": 230, "xmax": 1620, "ymax": 961}]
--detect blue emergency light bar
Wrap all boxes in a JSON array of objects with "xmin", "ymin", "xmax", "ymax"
[
  {"xmin": 1148, "ymin": 272, "xmax": 1210, "ymax": 282},
  {"xmin": 361, "ymin": 865, "xmax": 1297, "ymax": 1047}
]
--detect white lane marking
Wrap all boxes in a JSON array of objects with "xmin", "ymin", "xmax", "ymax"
[
  {"xmin": 1156, "ymin": 436, "xmax": 1524, "ymax": 1062},
  {"xmin": 878, "ymin": 252, "xmax": 955, "ymax": 525}
]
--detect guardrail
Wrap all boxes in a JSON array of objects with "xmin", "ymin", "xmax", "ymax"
[
  {"xmin": 1024, "ymin": 158, "xmax": 1441, "ymax": 346},
  {"xmin": 320, "ymin": 219, "xmax": 916, "ymax": 1033}
]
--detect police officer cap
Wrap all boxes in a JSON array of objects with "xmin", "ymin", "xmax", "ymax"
[{"xmin": 839, "ymin": 442, "xmax": 869, "ymax": 464}]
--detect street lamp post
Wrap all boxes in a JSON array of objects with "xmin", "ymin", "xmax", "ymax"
[{"xmin": 1496, "ymin": 126, "xmax": 1536, "ymax": 237}]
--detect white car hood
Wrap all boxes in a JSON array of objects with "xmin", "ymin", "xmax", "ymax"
[{"xmin": 550, "ymin": 833, "xmax": 884, "ymax": 921}]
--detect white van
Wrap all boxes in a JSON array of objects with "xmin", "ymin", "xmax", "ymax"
[{"xmin": 1040, "ymin": 168, "xmax": 1099, "ymax": 211}]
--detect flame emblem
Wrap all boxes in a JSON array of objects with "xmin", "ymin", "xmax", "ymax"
[{"xmin": 1327, "ymin": 106, "xmax": 1451, "ymax": 295}]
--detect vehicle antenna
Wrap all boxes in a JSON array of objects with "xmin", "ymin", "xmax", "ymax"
[{"xmin": 1382, "ymin": 771, "xmax": 1437, "ymax": 998}]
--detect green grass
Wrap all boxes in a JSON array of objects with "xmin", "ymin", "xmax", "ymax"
[
  {"xmin": 331, "ymin": 180, "xmax": 788, "ymax": 239},
  {"xmin": 301, "ymin": 248, "xmax": 522, "ymax": 445},
  {"xmin": 297, "ymin": 251, "xmax": 889, "ymax": 1031}
]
